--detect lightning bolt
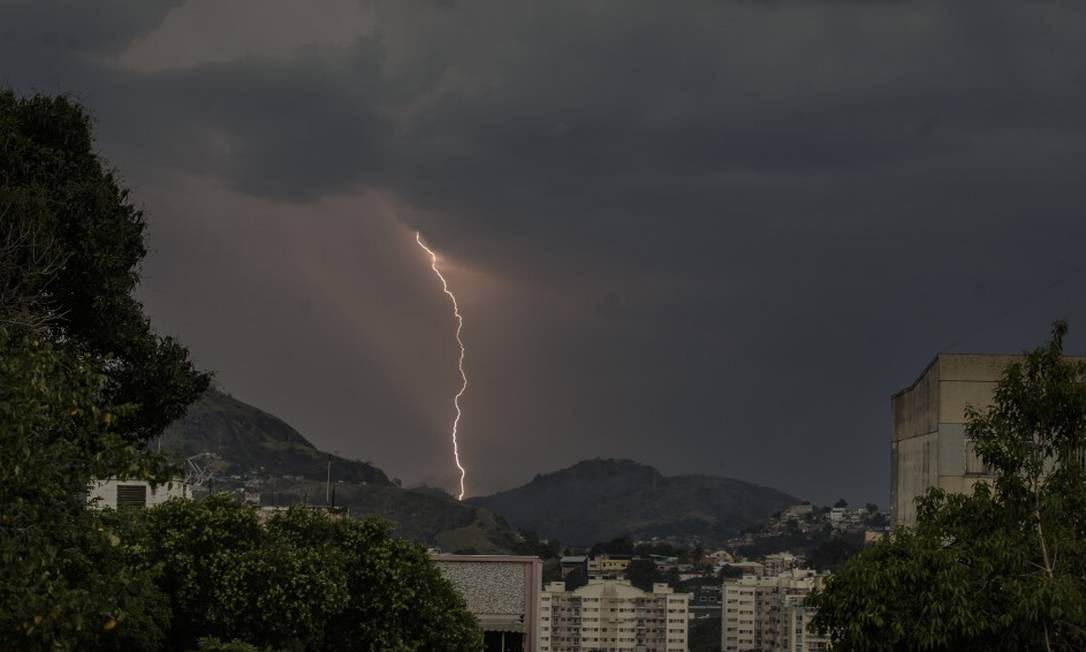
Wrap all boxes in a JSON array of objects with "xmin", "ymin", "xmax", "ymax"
[{"xmin": 415, "ymin": 232, "xmax": 469, "ymax": 501}]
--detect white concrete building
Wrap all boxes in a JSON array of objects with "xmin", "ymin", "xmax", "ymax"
[
  {"xmin": 722, "ymin": 561, "xmax": 765, "ymax": 577},
  {"xmin": 779, "ymin": 593, "xmax": 827, "ymax": 652},
  {"xmin": 761, "ymin": 553, "xmax": 799, "ymax": 578},
  {"xmin": 539, "ymin": 579, "xmax": 689, "ymax": 652},
  {"xmin": 87, "ymin": 479, "xmax": 189, "ymax": 509},
  {"xmin": 890, "ymin": 353, "xmax": 1086, "ymax": 526},
  {"xmin": 721, "ymin": 569, "xmax": 828, "ymax": 652},
  {"xmin": 827, "ymin": 507, "xmax": 865, "ymax": 531}
]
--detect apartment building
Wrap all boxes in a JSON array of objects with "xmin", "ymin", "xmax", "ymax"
[
  {"xmin": 539, "ymin": 579, "xmax": 689, "ymax": 652},
  {"xmin": 779, "ymin": 594, "xmax": 826, "ymax": 652},
  {"xmin": 721, "ymin": 569, "xmax": 828, "ymax": 652},
  {"xmin": 760, "ymin": 553, "xmax": 800, "ymax": 578}
]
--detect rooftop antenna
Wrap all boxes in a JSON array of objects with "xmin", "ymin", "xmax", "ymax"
[{"xmin": 184, "ymin": 452, "xmax": 215, "ymax": 490}]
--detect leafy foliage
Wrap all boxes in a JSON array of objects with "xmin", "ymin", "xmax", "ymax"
[
  {"xmin": 565, "ymin": 566, "xmax": 589, "ymax": 591},
  {"xmin": 1, "ymin": 88, "xmax": 206, "ymax": 651},
  {"xmin": 624, "ymin": 558, "xmax": 663, "ymax": 592},
  {"xmin": 0, "ymin": 336, "xmax": 171, "ymax": 651},
  {"xmin": 0, "ymin": 89, "xmax": 209, "ymax": 448},
  {"xmin": 812, "ymin": 323, "xmax": 1086, "ymax": 651},
  {"xmin": 141, "ymin": 496, "xmax": 482, "ymax": 652}
]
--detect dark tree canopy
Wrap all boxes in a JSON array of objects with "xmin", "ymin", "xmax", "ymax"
[
  {"xmin": 624, "ymin": 558, "xmax": 661, "ymax": 592},
  {"xmin": 141, "ymin": 497, "xmax": 482, "ymax": 652},
  {"xmin": 565, "ymin": 566, "xmax": 589, "ymax": 592},
  {"xmin": 0, "ymin": 90, "xmax": 209, "ymax": 446},
  {"xmin": 590, "ymin": 537, "xmax": 635, "ymax": 556},
  {"xmin": 2, "ymin": 90, "xmax": 207, "ymax": 651},
  {"xmin": 0, "ymin": 337, "xmax": 172, "ymax": 652}
]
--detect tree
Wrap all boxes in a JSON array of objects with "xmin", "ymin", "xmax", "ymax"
[
  {"xmin": 1, "ymin": 89, "xmax": 208, "ymax": 651},
  {"xmin": 689, "ymin": 543, "xmax": 705, "ymax": 565},
  {"xmin": 0, "ymin": 90, "xmax": 208, "ymax": 448},
  {"xmin": 718, "ymin": 564, "xmax": 743, "ymax": 580},
  {"xmin": 565, "ymin": 566, "xmax": 589, "ymax": 592},
  {"xmin": 832, "ymin": 498, "xmax": 848, "ymax": 509},
  {"xmin": 140, "ymin": 496, "xmax": 482, "ymax": 652},
  {"xmin": 812, "ymin": 322, "xmax": 1086, "ymax": 651},
  {"xmin": 805, "ymin": 535, "xmax": 862, "ymax": 573},
  {"xmin": 590, "ymin": 537, "xmax": 634, "ymax": 556},
  {"xmin": 864, "ymin": 511, "xmax": 889, "ymax": 528},
  {"xmin": 625, "ymin": 559, "xmax": 660, "ymax": 592},
  {"xmin": 0, "ymin": 336, "xmax": 171, "ymax": 651}
]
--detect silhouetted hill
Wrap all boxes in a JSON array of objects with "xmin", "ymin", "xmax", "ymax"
[
  {"xmin": 468, "ymin": 458, "xmax": 799, "ymax": 546},
  {"xmin": 159, "ymin": 390, "xmax": 391, "ymax": 485},
  {"xmin": 159, "ymin": 390, "xmax": 519, "ymax": 553}
]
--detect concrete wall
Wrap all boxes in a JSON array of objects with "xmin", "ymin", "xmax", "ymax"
[
  {"xmin": 87, "ymin": 479, "xmax": 189, "ymax": 509},
  {"xmin": 891, "ymin": 354, "xmax": 1026, "ymax": 526},
  {"xmin": 433, "ymin": 554, "xmax": 542, "ymax": 652}
]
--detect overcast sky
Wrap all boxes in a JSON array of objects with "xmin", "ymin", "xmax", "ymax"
[{"xmin": 5, "ymin": 0, "xmax": 1086, "ymax": 505}]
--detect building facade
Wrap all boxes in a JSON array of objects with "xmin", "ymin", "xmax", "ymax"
[
  {"xmin": 889, "ymin": 353, "xmax": 1082, "ymax": 526},
  {"xmin": 87, "ymin": 479, "xmax": 189, "ymax": 509},
  {"xmin": 539, "ymin": 579, "xmax": 689, "ymax": 652},
  {"xmin": 587, "ymin": 554, "xmax": 633, "ymax": 578},
  {"xmin": 721, "ymin": 569, "xmax": 828, "ymax": 652},
  {"xmin": 562, "ymin": 556, "xmax": 589, "ymax": 578},
  {"xmin": 760, "ymin": 553, "xmax": 799, "ymax": 578},
  {"xmin": 432, "ymin": 554, "xmax": 544, "ymax": 652}
]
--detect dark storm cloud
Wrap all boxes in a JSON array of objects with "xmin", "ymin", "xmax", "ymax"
[
  {"xmin": 0, "ymin": 0, "xmax": 182, "ymax": 54},
  {"xmin": 5, "ymin": 0, "xmax": 1086, "ymax": 504}
]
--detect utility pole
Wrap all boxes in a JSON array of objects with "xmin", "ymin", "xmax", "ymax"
[{"xmin": 326, "ymin": 455, "xmax": 331, "ymax": 505}]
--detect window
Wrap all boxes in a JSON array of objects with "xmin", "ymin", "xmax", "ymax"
[
  {"xmin": 964, "ymin": 438, "xmax": 989, "ymax": 475},
  {"xmin": 116, "ymin": 484, "xmax": 147, "ymax": 509}
]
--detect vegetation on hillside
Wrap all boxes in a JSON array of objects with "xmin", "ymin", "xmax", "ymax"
[
  {"xmin": 469, "ymin": 458, "xmax": 798, "ymax": 546},
  {"xmin": 159, "ymin": 389, "xmax": 390, "ymax": 485},
  {"xmin": 158, "ymin": 389, "xmax": 524, "ymax": 554}
]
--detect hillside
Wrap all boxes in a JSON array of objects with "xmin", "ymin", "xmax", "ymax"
[
  {"xmin": 159, "ymin": 390, "xmax": 391, "ymax": 484},
  {"xmin": 159, "ymin": 389, "xmax": 519, "ymax": 553},
  {"xmin": 468, "ymin": 458, "xmax": 799, "ymax": 546}
]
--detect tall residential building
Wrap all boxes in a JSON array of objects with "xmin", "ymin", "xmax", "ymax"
[
  {"xmin": 539, "ymin": 579, "xmax": 689, "ymax": 652},
  {"xmin": 432, "ymin": 554, "xmax": 544, "ymax": 652},
  {"xmin": 721, "ymin": 569, "xmax": 828, "ymax": 652},
  {"xmin": 779, "ymin": 594, "xmax": 826, "ymax": 652},
  {"xmin": 888, "ymin": 353, "xmax": 1086, "ymax": 526}
]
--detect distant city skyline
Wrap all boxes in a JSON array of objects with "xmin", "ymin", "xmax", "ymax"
[{"xmin": 6, "ymin": 1, "xmax": 1086, "ymax": 506}]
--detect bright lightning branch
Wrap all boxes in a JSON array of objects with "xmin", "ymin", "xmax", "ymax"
[{"xmin": 415, "ymin": 232, "xmax": 469, "ymax": 501}]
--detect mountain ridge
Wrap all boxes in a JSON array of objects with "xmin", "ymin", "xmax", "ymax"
[
  {"xmin": 159, "ymin": 389, "xmax": 520, "ymax": 553},
  {"xmin": 469, "ymin": 457, "xmax": 800, "ymax": 546}
]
